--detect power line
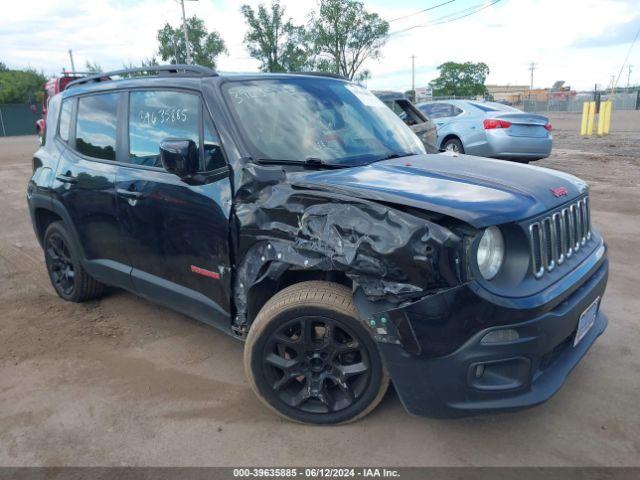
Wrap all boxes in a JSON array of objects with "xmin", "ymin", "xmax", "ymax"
[
  {"xmin": 612, "ymin": 24, "xmax": 640, "ymax": 91},
  {"xmin": 391, "ymin": 0, "xmax": 503, "ymax": 35},
  {"xmin": 388, "ymin": 0, "xmax": 456, "ymax": 23},
  {"xmin": 430, "ymin": 0, "xmax": 503, "ymax": 26}
]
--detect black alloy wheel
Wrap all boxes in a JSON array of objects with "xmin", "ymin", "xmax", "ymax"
[
  {"xmin": 46, "ymin": 231, "xmax": 76, "ymax": 297},
  {"xmin": 262, "ymin": 315, "xmax": 371, "ymax": 414},
  {"xmin": 245, "ymin": 281, "xmax": 389, "ymax": 424},
  {"xmin": 43, "ymin": 221, "xmax": 104, "ymax": 302}
]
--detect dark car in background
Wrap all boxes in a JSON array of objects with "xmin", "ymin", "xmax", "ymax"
[
  {"xmin": 28, "ymin": 66, "xmax": 607, "ymax": 424},
  {"xmin": 373, "ymin": 90, "xmax": 438, "ymax": 153},
  {"xmin": 417, "ymin": 100, "xmax": 553, "ymax": 162}
]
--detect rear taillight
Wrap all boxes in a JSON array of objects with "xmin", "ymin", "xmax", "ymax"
[
  {"xmin": 544, "ymin": 123, "xmax": 552, "ymax": 131},
  {"xmin": 483, "ymin": 118, "xmax": 512, "ymax": 129}
]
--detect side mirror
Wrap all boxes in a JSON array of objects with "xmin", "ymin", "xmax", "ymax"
[{"xmin": 160, "ymin": 139, "xmax": 199, "ymax": 178}]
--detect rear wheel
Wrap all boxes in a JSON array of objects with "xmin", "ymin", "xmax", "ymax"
[
  {"xmin": 43, "ymin": 221, "xmax": 104, "ymax": 302},
  {"xmin": 443, "ymin": 137, "xmax": 464, "ymax": 153},
  {"xmin": 244, "ymin": 281, "xmax": 389, "ymax": 424}
]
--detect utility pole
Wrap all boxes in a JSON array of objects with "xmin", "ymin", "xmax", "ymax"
[
  {"xmin": 68, "ymin": 49, "xmax": 76, "ymax": 75},
  {"xmin": 410, "ymin": 55, "xmax": 416, "ymax": 102},
  {"xmin": 179, "ymin": 0, "xmax": 193, "ymax": 64},
  {"xmin": 610, "ymin": 74, "xmax": 616, "ymax": 95},
  {"xmin": 627, "ymin": 65, "xmax": 633, "ymax": 92},
  {"xmin": 528, "ymin": 62, "xmax": 536, "ymax": 99}
]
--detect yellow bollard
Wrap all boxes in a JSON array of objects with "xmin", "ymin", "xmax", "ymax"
[
  {"xmin": 603, "ymin": 101, "xmax": 612, "ymax": 134},
  {"xmin": 581, "ymin": 101, "xmax": 596, "ymax": 136},
  {"xmin": 586, "ymin": 101, "xmax": 596, "ymax": 135},
  {"xmin": 597, "ymin": 103, "xmax": 605, "ymax": 136},
  {"xmin": 580, "ymin": 102, "xmax": 589, "ymax": 136}
]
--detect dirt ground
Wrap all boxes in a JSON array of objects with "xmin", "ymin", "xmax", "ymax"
[{"xmin": 0, "ymin": 111, "xmax": 639, "ymax": 467}]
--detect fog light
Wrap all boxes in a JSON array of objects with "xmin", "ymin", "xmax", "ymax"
[{"xmin": 481, "ymin": 328, "xmax": 519, "ymax": 344}]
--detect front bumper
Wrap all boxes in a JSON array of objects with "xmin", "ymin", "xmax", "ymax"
[{"xmin": 364, "ymin": 246, "xmax": 608, "ymax": 418}]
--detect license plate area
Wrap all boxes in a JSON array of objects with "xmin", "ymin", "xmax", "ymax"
[{"xmin": 574, "ymin": 297, "xmax": 600, "ymax": 347}]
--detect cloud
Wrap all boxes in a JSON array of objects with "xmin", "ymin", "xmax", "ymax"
[
  {"xmin": 572, "ymin": 14, "xmax": 640, "ymax": 48},
  {"xmin": 1, "ymin": 0, "xmax": 639, "ymax": 93}
]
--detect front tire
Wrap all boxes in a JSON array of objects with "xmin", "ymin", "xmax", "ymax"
[
  {"xmin": 244, "ymin": 281, "xmax": 389, "ymax": 424},
  {"xmin": 43, "ymin": 221, "xmax": 104, "ymax": 302}
]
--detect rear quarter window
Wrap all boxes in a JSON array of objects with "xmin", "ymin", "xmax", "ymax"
[
  {"xmin": 58, "ymin": 99, "xmax": 72, "ymax": 143},
  {"xmin": 75, "ymin": 94, "xmax": 118, "ymax": 160}
]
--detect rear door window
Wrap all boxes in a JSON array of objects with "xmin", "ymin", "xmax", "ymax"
[
  {"xmin": 423, "ymin": 103, "xmax": 453, "ymax": 119},
  {"xmin": 75, "ymin": 94, "xmax": 119, "ymax": 160},
  {"xmin": 451, "ymin": 105, "xmax": 464, "ymax": 116}
]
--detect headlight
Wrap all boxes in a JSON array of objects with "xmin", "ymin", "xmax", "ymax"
[{"xmin": 477, "ymin": 227, "xmax": 504, "ymax": 280}]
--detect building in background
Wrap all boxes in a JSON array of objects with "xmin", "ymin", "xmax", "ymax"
[
  {"xmin": 414, "ymin": 87, "xmax": 433, "ymax": 102},
  {"xmin": 485, "ymin": 84, "xmax": 530, "ymax": 105}
]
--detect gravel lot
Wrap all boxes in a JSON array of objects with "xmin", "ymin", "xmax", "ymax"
[{"xmin": 1, "ymin": 111, "xmax": 639, "ymax": 467}]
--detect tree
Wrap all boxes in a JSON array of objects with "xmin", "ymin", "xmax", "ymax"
[
  {"xmin": 120, "ymin": 57, "xmax": 160, "ymax": 77},
  {"xmin": 85, "ymin": 60, "xmax": 102, "ymax": 73},
  {"xmin": 0, "ymin": 61, "xmax": 7, "ymax": 72},
  {"xmin": 0, "ymin": 68, "xmax": 47, "ymax": 104},
  {"xmin": 308, "ymin": 0, "xmax": 389, "ymax": 80},
  {"xmin": 241, "ymin": 0, "xmax": 311, "ymax": 72},
  {"xmin": 354, "ymin": 68, "xmax": 371, "ymax": 85},
  {"xmin": 404, "ymin": 89, "xmax": 415, "ymax": 102},
  {"xmin": 429, "ymin": 62, "xmax": 490, "ymax": 97},
  {"xmin": 157, "ymin": 16, "xmax": 227, "ymax": 68}
]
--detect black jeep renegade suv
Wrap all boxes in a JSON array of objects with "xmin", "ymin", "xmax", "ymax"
[{"xmin": 27, "ymin": 65, "xmax": 608, "ymax": 424}]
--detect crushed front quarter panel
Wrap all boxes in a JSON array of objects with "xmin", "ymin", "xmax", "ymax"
[{"xmin": 231, "ymin": 163, "xmax": 467, "ymax": 330}]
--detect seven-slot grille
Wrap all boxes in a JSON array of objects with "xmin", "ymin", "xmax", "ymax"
[{"xmin": 529, "ymin": 196, "xmax": 591, "ymax": 279}]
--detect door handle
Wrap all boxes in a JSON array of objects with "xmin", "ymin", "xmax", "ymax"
[
  {"xmin": 56, "ymin": 173, "xmax": 77, "ymax": 184},
  {"xmin": 116, "ymin": 188, "xmax": 145, "ymax": 200}
]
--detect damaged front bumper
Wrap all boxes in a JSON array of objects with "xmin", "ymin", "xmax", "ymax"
[{"xmin": 356, "ymin": 242, "xmax": 609, "ymax": 418}]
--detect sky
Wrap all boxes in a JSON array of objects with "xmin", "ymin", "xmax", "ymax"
[{"xmin": 1, "ymin": 0, "xmax": 639, "ymax": 92}]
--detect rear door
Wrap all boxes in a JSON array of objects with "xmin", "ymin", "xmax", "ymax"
[
  {"xmin": 53, "ymin": 91, "xmax": 133, "ymax": 288},
  {"xmin": 115, "ymin": 89, "xmax": 232, "ymax": 329}
]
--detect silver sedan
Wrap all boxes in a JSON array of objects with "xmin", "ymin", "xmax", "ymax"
[{"xmin": 416, "ymin": 100, "xmax": 553, "ymax": 162}]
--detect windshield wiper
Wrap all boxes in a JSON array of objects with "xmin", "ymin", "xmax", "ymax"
[
  {"xmin": 366, "ymin": 152, "xmax": 417, "ymax": 165},
  {"xmin": 383, "ymin": 152, "xmax": 417, "ymax": 160},
  {"xmin": 252, "ymin": 157, "xmax": 347, "ymax": 169}
]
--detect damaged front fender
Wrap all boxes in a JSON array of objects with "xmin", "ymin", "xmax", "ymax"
[{"xmin": 231, "ymin": 163, "xmax": 471, "ymax": 332}]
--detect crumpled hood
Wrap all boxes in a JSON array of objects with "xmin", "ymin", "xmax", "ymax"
[{"xmin": 289, "ymin": 153, "xmax": 588, "ymax": 228}]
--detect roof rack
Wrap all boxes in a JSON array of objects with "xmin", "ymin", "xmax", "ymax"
[
  {"xmin": 66, "ymin": 64, "xmax": 218, "ymax": 89},
  {"xmin": 289, "ymin": 71, "xmax": 349, "ymax": 81}
]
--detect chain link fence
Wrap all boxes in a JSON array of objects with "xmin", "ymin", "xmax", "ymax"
[
  {"xmin": 520, "ymin": 92, "xmax": 640, "ymax": 113},
  {"xmin": 428, "ymin": 92, "xmax": 640, "ymax": 114},
  {"xmin": 0, "ymin": 104, "xmax": 41, "ymax": 137}
]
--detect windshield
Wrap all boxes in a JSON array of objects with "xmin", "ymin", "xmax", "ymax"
[{"xmin": 222, "ymin": 78, "xmax": 425, "ymax": 166}]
